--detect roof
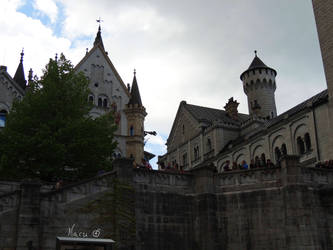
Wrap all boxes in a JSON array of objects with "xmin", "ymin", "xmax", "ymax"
[
  {"xmin": 184, "ymin": 103, "xmax": 249, "ymax": 125},
  {"xmin": 13, "ymin": 50, "xmax": 26, "ymax": 89},
  {"xmin": 221, "ymin": 89, "xmax": 329, "ymax": 153},
  {"xmin": 240, "ymin": 52, "xmax": 277, "ymax": 80},
  {"xmin": 248, "ymin": 55, "xmax": 267, "ymax": 70},
  {"xmin": 128, "ymin": 73, "xmax": 143, "ymax": 106},
  {"xmin": 263, "ymin": 89, "xmax": 328, "ymax": 129}
]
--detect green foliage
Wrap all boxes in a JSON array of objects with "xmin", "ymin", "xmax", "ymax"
[
  {"xmin": 0, "ymin": 54, "xmax": 117, "ymax": 180},
  {"xmin": 81, "ymin": 178, "xmax": 136, "ymax": 249}
]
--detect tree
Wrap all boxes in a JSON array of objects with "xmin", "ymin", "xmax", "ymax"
[{"xmin": 0, "ymin": 54, "xmax": 117, "ymax": 181}]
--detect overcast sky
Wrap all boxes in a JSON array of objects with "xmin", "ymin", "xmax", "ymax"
[{"xmin": 0, "ymin": 0, "xmax": 327, "ymax": 168}]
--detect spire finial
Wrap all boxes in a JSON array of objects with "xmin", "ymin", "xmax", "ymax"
[
  {"xmin": 20, "ymin": 48, "xmax": 24, "ymax": 63},
  {"xmin": 254, "ymin": 50, "xmax": 257, "ymax": 57},
  {"xmin": 134, "ymin": 68, "xmax": 136, "ymax": 76},
  {"xmin": 96, "ymin": 17, "xmax": 103, "ymax": 31}
]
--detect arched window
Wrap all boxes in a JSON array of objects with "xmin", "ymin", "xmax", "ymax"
[
  {"xmin": 0, "ymin": 110, "xmax": 7, "ymax": 127},
  {"xmin": 304, "ymin": 133, "xmax": 311, "ymax": 151},
  {"xmin": 130, "ymin": 126, "xmax": 134, "ymax": 136},
  {"xmin": 281, "ymin": 144, "xmax": 287, "ymax": 155},
  {"xmin": 98, "ymin": 98, "xmax": 102, "ymax": 107},
  {"xmin": 88, "ymin": 95, "xmax": 94, "ymax": 104},
  {"xmin": 297, "ymin": 136, "xmax": 305, "ymax": 155},
  {"xmin": 103, "ymin": 98, "xmax": 108, "ymax": 107},
  {"xmin": 275, "ymin": 147, "xmax": 281, "ymax": 163},
  {"xmin": 182, "ymin": 125, "xmax": 185, "ymax": 135}
]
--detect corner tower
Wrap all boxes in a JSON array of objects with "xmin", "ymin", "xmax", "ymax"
[
  {"xmin": 240, "ymin": 51, "xmax": 277, "ymax": 119},
  {"xmin": 124, "ymin": 70, "xmax": 147, "ymax": 164}
]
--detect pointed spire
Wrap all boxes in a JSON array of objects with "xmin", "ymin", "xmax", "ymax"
[
  {"xmin": 128, "ymin": 69, "xmax": 143, "ymax": 107},
  {"xmin": 248, "ymin": 50, "xmax": 267, "ymax": 70},
  {"xmin": 13, "ymin": 49, "xmax": 27, "ymax": 89},
  {"xmin": 94, "ymin": 18, "xmax": 105, "ymax": 50}
]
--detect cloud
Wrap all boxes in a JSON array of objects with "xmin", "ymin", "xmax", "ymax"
[
  {"xmin": 0, "ymin": 0, "xmax": 71, "ymax": 77},
  {"xmin": 33, "ymin": 0, "xmax": 58, "ymax": 23}
]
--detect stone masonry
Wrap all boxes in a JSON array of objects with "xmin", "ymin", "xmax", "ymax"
[{"xmin": 1, "ymin": 156, "xmax": 333, "ymax": 250}]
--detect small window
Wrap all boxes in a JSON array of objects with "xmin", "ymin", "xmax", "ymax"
[
  {"xmin": 182, "ymin": 125, "xmax": 185, "ymax": 135},
  {"xmin": 304, "ymin": 133, "xmax": 311, "ymax": 151},
  {"xmin": 260, "ymin": 153, "xmax": 266, "ymax": 166},
  {"xmin": 103, "ymin": 98, "xmax": 108, "ymax": 107},
  {"xmin": 130, "ymin": 126, "xmax": 134, "ymax": 136},
  {"xmin": 281, "ymin": 144, "xmax": 287, "ymax": 155},
  {"xmin": 297, "ymin": 136, "xmax": 305, "ymax": 155},
  {"xmin": 194, "ymin": 146, "xmax": 200, "ymax": 160},
  {"xmin": 275, "ymin": 147, "xmax": 281, "ymax": 163},
  {"xmin": 0, "ymin": 110, "xmax": 7, "ymax": 127},
  {"xmin": 183, "ymin": 153, "xmax": 187, "ymax": 166},
  {"xmin": 206, "ymin": 138, "xmax": 212, "ymax": 152},
  {"xmin": 98, "ymin": 98, "xmax": 102, "ymax": 107},
  {"xmin": 88, "ymin": 95, "xmax": 94, "ymax": 103},
  {"xmin": 112, "ymin": 102, "xmax": 117, "ymax": 112}
]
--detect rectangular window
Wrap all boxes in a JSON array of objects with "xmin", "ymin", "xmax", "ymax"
[{"xmin": 0, "ymin": 115, "xmax": 6, "ymax": 127}]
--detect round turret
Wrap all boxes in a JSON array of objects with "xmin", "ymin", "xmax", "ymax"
[{"xmin": 240, "ymin": 51, "xmax": 277, "ymax": 119}]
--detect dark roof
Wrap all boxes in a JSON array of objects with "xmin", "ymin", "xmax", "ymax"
[
  {"xmin": 248, "ymin": 55, "xmax": 267, "ymax": 70},
  {"xmin": 221, "ymin": 89, "xmax": 329, "ymax": 153},
  {"xmin": 13, "ymin": 50, "xmax": 26, "ymax": 89},
  {"xmin": 240, "ymin": 53, "xmax": 277, "ymax": 80},
  {"xmin": 93, "ymin": 25, "xmax": 104, "ymax": 50},
  {"xmin": 263, "ymin": 89, "xmax": 328, "ymax": 129},
  {"xmin": 128, "ymin": 73, "xmax": 143, "ymax": 106},
  {"xmin": 184, "ymin": 103, "xmax": 249, "ymax": 126}
]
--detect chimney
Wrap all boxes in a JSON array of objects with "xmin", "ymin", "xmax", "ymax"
[{"xmin": 224, "ymin": 97, "xmax": 239, "ymax": 120}]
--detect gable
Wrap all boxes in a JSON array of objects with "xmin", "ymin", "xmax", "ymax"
[
  {"xmin": 167, "ymin": 102, "xmax": 201, "ymax": 152},
  {"xmin": 75, "ymin": 45, "xmax": 130, "ymax": 109}
]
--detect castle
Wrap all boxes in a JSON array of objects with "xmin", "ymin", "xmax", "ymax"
[
  {"xmin": 158, "ymin": 50, "xmax": 331, "ymax": 173},
  {"xmin": 0, "ymin": 24, "xmax": 150, "ymax": 165},
  {"xmin": 1, "ymin": 1, "xmax": 333, "ymax": 250}
]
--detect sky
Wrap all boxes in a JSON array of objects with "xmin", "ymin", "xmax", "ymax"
[{"xmin": 0, "ymin": 0, "xmax": 328, "ymax": 168}]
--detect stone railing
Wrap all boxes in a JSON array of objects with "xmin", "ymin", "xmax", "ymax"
[
  {"xmin": 133, "ymin": 168, "xmax": 193, "ymax": 194},
  {"xmin": 215, "ymin": 167, "xmax": 281, "ymax": 192},
  {"xmin": 301, "ymin": 167, "xmax": 333, "ymax": 185},
  {"xmin": 41, "ymin": 171, "xmax": 117, "ymax": 205}
]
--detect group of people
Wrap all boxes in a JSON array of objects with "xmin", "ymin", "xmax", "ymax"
[
  {"xmin": 159, "ymin": 162, "xmax": 185, "ymax": 173},
  {"xmin": 134, "ymin": 158, "xmax": 153, "ymax": 170},
  {"xmin": 222, "ymin": 158, "xmax": 276, "ymax": 172},
  {"xmin": 315, "ymin": 160, "xmax": 333, "ymax": 169}
]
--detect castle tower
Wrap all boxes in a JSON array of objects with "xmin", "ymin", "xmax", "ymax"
[
  {"xmin": 13, "ymin": 49, "xmax": 27, "ymax": 90},
  {"xmin": 124, "ymin": 70, "xmax": 147, "ymax": 164},
  {"xmin": 240, "ymin": 51, "xmax": 277, "ymax": 119}
]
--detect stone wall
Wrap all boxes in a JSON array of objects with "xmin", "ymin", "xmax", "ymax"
[{"xmin": 1, "ymin": 157, "xmax": 333, "ymax": 250}]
